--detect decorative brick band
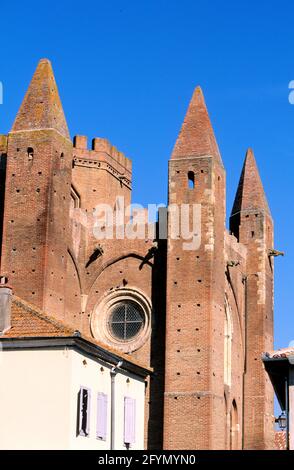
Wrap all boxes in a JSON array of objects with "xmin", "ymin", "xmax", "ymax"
[{"xmin": 73, "ymin": 157, "xmax": 132, "ymax": 189}]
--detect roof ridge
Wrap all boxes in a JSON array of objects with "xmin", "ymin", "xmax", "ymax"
[{"xmin": 12, "ymin": 295, "xmax": 75, "ymax": 334}]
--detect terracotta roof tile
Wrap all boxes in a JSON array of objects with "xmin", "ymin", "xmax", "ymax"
[
  {"xmin": 263, "ymin": 347, "xmax": 294, "ymax": 359},
  {"xmin": 1, "ymin": 296, "xmax": 74, "ymax": 338},
  {"xmin": 0, "ymin": 295, "xmax": 151, "ymax": 372}
]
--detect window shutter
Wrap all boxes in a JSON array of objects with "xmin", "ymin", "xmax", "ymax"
[
  {"xmin": 97, "ymin": 392, "xmax": 108, "ymax": 440},
  {"xmin": 124, "ymin": 397, "xmax": 136, "ymax": 445},
  {"xmin": 86, "ymin": 388, "xmax": 91, "ymax": 436},
  {"xmin": 78, "ymin": 387, "xmax": 91, "ymax": 437},
  {"xmin": 78, "ymin": 388, "xmax": 83, "ymax": 436}
]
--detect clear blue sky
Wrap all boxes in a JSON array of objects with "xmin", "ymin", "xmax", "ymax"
[{"xmin": 0, "ymin": 0, "xmax": 293, "ymax": 351}]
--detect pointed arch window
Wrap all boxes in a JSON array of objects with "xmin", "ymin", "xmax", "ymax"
[
  {"xmin": 224, "ymin": 297, "xmax": 233, "ymax": 386},
  {"xmin": 230, "ymin": 400, "xmax": 239, "ymax": 450}
]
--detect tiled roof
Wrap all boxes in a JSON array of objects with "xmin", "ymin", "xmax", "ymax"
[
  {"xmin": 1, "ymin": 296, "xmax": 75, "ymax": 338},
  {"xmin": 274, "ymin": 431, "xmax": 287, "ymax": 450},
  {"xmin": 0, "ymin": 295, "xmax": 151, "ymax": 372},
  {"xmin": 263, "ymin": 347, "xmax": 294, "ymax": 359}
]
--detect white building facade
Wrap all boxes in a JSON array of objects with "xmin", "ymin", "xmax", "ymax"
[{"xmin": 0, "ymin": 288, "xmax": 150, "ymax": 450}]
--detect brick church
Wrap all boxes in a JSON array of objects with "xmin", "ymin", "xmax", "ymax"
[{"xmin": 0, "ymin": 59, "xmax": 276, "ymax": 449}]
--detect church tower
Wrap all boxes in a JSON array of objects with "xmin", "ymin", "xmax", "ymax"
[
  {"xmin": 230, "ymin": 149, "xmax": 274, "ymax": 449},
  {"xmin": 0, "ymin": 58, "xmax": 277, "ymax": 450},
  {"xmin": 163, "ymin": 87, "xmax": 226, "ymax": 449},
  {"xmin": 1, "ymin": 59, "xmax": 73, "ymax": 320}
]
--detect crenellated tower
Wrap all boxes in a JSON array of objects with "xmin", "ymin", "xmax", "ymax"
[
  {"xmin": 230, "ymin": 148, "xmax": 274, "ymax": 449},
  {"xmin": 164, "ymin": 87, "xmax": 226, "ymax": 449}
]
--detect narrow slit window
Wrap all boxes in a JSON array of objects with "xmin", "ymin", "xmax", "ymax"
[
  {"xmin": 188, "ymin": 171, "xmax": 195, "ymax": 189},
  {"xmin": 60, "ymin": 152, "xmax": 65, "ymax": 169},
  {"xmin": 27, "ymin": 147, "xmax": 34, "ymax": 161}
]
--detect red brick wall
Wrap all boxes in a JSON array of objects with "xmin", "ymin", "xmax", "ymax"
[
  {"xmin": 164, "ymin": 156, "xmax": 226, "ymax": 449},
  {"xmin": 65, "ymin": 250, "xmax": 82, "ymax": 328},
  {"xmin": 72, "ymin": 136, "xmax": 131, "ymax": 214},
  {"xmin": 1, "ymin": 130, "xmax": 72, "ymax": 320},
  {"xmin": 238, "ymin": 210, "xmax": 274, "ymax": 449},
  {"xmin": 0, "ymin": 135, "xmax": 8, "ymax": 259}
]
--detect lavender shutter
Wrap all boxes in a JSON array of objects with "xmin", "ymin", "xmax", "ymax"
[
  {"xmin": 124, "ymin": 397, "xmax": 136, "ymax": 445},
  {"xmin": 96, "ymin": 393, "xmax": 108, "ymax": 440}
]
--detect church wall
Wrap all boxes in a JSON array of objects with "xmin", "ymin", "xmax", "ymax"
[
  {"xmin": 0, "ymin": 59, "xmax": 276, "ymax": 451},
  {"xmin": 224, "ymin": 231, "xmax": 247, "ymax": 449}
]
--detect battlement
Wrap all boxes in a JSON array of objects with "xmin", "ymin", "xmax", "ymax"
[{"xmin": 73, "ymin": 135, "xmax": 132, "ymax": 174}]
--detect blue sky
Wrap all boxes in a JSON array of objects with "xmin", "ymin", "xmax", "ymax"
[{"xmin": 0, "ymin": 0, "xmax": 293, "ymax": 351}]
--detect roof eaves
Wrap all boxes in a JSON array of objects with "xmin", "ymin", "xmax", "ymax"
[{"xmin": 0, "ymin": 335, "xmax": 152, "ymax": 378}]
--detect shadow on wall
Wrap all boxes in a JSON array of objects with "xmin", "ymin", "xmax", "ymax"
[
  {"xmin": 148, "ymin": 232, "xmax": 167, "ymax": 450},
  {"xmin": 0, "ymin": 152, "xmax": 6, "ymax": 260}
]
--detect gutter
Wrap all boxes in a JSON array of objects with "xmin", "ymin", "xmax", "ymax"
[
  {"xmin": 0, "ymin": 336, "xmax": 152, "ymax": 378},
  {"xmin": 285, "ymin": 374, "xmax": 290, "ymax": 450}
]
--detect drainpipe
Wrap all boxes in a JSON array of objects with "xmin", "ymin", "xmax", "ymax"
[
  {"xmin": 110, "ymin": 360, "xmax": 123, "ymax": 450},
  {"xmin": 285, "ymin": 374, "xmax": 290, "ymax": 450}
]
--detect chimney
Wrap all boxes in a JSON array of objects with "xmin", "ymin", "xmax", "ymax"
[{"xmin": 0, "ymin": 277, "xmax": 12, "ymax": 333}]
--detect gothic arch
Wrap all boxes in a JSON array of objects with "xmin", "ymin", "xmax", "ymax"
[
  {"xmin": 65, "ymin": 249, "xmax": 83, "ymax": 326},
  {"xmin": 67, "ymin": 248, "xmax": 82, "ymax": 292},
  {"xmin": 225, "ymin": 282, "xmax": 245, "ymax": 366},
  {"xmin": 224, "ymin": 393, "xmax": 229, "ymax": 449},
  {"xmin": 88, "ymin": 252, "xmax": 153, "ymax": 295},
  {"xmin": 225, "ymin": 269, "xmax": 244, "ymax": 350},
  {"xmin": 230, "ymin": 399, "xmax": 239, "ymax": 450},
  {"xmin": 224, "ymin": 295, "xmax": 233, "ymax": 386}
]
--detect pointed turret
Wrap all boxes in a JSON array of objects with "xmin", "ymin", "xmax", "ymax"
[
  {"xmin": 11, "ymin": 59, "xmax": 70, "ymax": 139},
  {"xmin": 231, "ymin": 148, "xmax": 271, "ymax": 217},
  {"xmin": 230, "ymin": 148, "xmax": 274, "ymax": 449},
  {"xmin": 165, "ymin": 86, "xmax": 226, "ymax": 449},
  {"xmin": 171, "ymin": 86, "xmax": 223, "ymax": 165},
  {"xmin": 2, "ymin": 59, "xmax": 73, "ymax": 321}
]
